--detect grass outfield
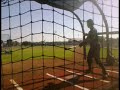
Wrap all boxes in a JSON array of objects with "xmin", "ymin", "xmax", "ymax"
[
  {"xmin": 2, "ymin": 46, "xmax": 118, "ymax": 64},
  {"xmin": 86, "ymin": 46, "xmax": 119, "ymax": 59},
  {"xmin": 2, "ymin": 46, "xmax": 74, "ymax": 64}
]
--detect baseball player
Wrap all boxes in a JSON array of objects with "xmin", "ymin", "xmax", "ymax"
[{"xmin": 79, "ymin": 19, "xmax": 109, "ymax": 79}]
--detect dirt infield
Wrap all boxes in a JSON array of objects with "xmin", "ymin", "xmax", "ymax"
[{"xmin": 1, "ymin": 47, "xmax": 119, "ymax": 90}]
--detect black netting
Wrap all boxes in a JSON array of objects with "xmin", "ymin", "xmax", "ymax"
[{"xmin": 1, "ymin": 0, "xmax": 119, "ymax": 90}]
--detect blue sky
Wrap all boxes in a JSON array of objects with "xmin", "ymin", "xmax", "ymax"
[{"xmin": 1, "ymin": 0, "xmax": 119, "ymax": 42}]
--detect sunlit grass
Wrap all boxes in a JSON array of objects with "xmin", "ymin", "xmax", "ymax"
[{"xmin": 2, "ymin": 46, "xmax": 73, "ymax": 64}]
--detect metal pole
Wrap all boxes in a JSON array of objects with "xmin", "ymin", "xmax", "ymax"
[
  {"xmin": 92, "ymin": 0, "xmax": 109, "ymax": 58},
  {"xmin": 32, "ymin": 0, "xmax": 110, "ymax": 59},
  {"xmin": 70, "ymin": 0, "xmax": 110, "ymax": 59},
  {"xmin": 70, "ymin": 11, "xmax": 86, "ymax": 59}
]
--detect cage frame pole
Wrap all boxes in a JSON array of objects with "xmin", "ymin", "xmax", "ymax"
[
  {"xmin": 33, "ymin": 0, "xmax": 110, "ymax": 60},
  {"xmin": 70, "ymin": 0, "xmax": 110, "ymax": 59}
]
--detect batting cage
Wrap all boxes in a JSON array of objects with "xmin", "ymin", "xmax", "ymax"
[{"xmin": 1, "ymin": 0, "xmax": 119, "ymax": 90}]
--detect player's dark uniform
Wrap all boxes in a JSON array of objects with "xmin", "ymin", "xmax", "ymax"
[{"xmin": 80, "ymin": 28, "xmax": 107, "ymax": 75}]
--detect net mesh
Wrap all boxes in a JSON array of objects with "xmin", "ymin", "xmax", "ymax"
[{"xmin": 1, "ymin": 0, "xmax": 119, "ymax": 90}]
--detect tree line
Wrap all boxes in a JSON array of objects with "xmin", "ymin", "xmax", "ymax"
[{"xmin": 1, "ymin": 36, "xmax": 118, "ymax": 48}]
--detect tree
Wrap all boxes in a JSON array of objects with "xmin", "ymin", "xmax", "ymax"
[
  {"xmin": 22, "ymin": 41, "xmax": 31, "ymax": 46},
  {"xmin": 7, "ymin": 39, "xmax": 12, "ymax": 47},
  {"xmin": 12, "ymin": 41, "xmax": 19, "ymax": 46},
  {"xmin": 1, "ymin": 40, "xmax": 3, "ymax": 48},
  {"xmin": 1, "ymin": 40, "xmax": 3, "ymax": 44}
]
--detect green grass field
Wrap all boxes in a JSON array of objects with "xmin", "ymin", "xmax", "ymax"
[
  {"xmin": 86, "ymin": 46, "xmax": 119, "ymax": 59},
  {"xmin": 2, "ymin": 46, "xmax": 74, "ymax": 64},
  {"xmin": 2, "ymin": 46, "xmax": 119, "ymax": 64}
]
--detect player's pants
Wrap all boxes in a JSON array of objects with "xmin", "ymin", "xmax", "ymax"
[{"xmin": 87, "ymin": 43, "xmax": 107, "ymax": 74}]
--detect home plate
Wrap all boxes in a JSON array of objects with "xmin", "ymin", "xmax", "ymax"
[
  {"xmin": 65, "ymin": 74, "xmax": 79, "ymax": 83},
  {"xmin": 46, "ymin": 73, "xmax": 89, "ymax": 90}
]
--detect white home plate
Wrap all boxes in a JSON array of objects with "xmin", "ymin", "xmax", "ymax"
[
  {"xmin": 65, "ymin": 74, "xmax": 78, "ymax": 80},
  {"xmin": 65, "ymin": 74, "xmax": 79, "ymax": 83},
  {"xmin": 46, "ymin": 73, "xmax": 89, "ymax": 90}
]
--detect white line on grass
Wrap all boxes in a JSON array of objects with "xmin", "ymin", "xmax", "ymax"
[
  {"xmin": 66, "ymin": 70, "xmax": 110, "ymax": 83},
  {"xmin": 10, "ymin": 79, "xmax": 23, "ymax": 90},
  {"xmin": 46, "ymin": 73, "xmax": 89, "ymax": 90}
]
